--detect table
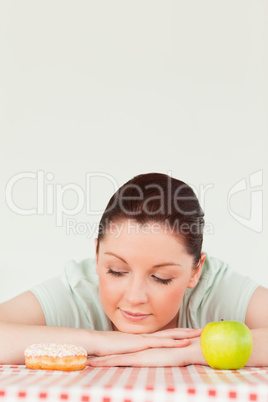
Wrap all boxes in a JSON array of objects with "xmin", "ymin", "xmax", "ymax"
[{"xmin": 0, "ymin": 365, "xmax": 268, "ymax": 402}]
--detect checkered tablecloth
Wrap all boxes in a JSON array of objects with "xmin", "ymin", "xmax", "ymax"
[{"xmin": 0, "ymin": 365, "xmax": 268, "ymax": 402}]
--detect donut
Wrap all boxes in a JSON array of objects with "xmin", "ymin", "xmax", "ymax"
[{"xmin": 24, "ymin": 343, "xmax": 87, "ymax": 371}]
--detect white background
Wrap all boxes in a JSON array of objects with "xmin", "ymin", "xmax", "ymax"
[{"xmin": 1, "ymin": 0, "xmax": 267, "ymax": 302}]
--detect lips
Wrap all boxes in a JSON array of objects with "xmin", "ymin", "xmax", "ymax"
[
  {"xmin": 123, "ymin": 310, "xmax": 149, "ymax": 317},
  {"xmin": 120, "ymin": 309, "xmax": 151, "ymax": 322}
]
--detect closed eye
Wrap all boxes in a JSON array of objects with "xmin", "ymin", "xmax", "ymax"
[
  {"xmin": 107, "ymin": 268, "xmax": 125, "ymax": 277},
  {"xmin": 153, "ymin": 276, "xmax": 173, "ymax": 285},
  {"xmin": 107, "ymin": 268, "xmax": 173, "ymax": 285}
]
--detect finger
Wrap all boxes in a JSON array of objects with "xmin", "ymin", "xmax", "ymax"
[
  {"xmin": 155, "ymin": 328, "xmax": 202, "ymax": 332},
  {"xmin": 88, "ymin": 350, "xmax": 161, "ymax": 367},
  {"xmin": 152, "ymin": 327, "xmax": 203, "ymax": 334},
  {"xmin": 88, "ymin": 353, "xmax": 137, "ymax": 367},
  {"xmin": 146, "ymin": 328, "xmax": 203, "ymax": 339},
  {"xmin": 160, "ymin": 328, "xmax": 203, "ymax": 335},
  {"xmin": 87, "ymin": 348, "xmax": 181, "ymax": 367},
  {"xmin": 148, "ymin": 338, "xmax": 190, "ymax": 348},
  {"xmin": 178, "ymin": 328, "xmax": 203, "ymax": 338}
]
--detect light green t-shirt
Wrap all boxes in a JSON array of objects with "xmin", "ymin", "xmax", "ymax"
[{"xmin": 30, "ymin": 254, "xmax": 259, "ymax": 330}]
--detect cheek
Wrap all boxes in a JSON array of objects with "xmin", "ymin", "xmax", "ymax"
[
  {"xmin": 98, "ymin": 275, "xmax": 120, "ymax": 306},
  {"xmin": 157, "ymin": 287, "xmax": 181, "ymax": 306},
  {"xmin": 153, "ymin": 282, "xmax": 187, "ymax": 311}
]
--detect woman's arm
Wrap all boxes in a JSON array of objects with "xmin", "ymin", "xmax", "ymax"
[
  {"xmin": 0, "ymin": 290, "xmax": 86, "ymax": 364},
  {"xmin": 87, "ymin": 328, "xmax": 268, "ymax": 368},
  {"xmin": 0, "ymin": 291, "xmax": 46, "ymax": 325},
  {"xmin": 0, "ymin": 292, "xmax": 201, "ymax": 365},
  {"xmin": 88, "ymin": 286, "xmax": 268, "ymax": 367},
  {"xmin": 190, "ymin": 287, "xmax": 268, "ymax": 368},
  {"xmin": 245, "ymin": 286, "xmax": 268, "ymax": 366},
  {"xmin": 87, "ymin": 334, "xmax": 206, "ymax": 367}
]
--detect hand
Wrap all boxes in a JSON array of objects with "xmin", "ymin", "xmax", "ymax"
[
  {"xmin": 143, "ymin": 327, "xmax": 203, "ymax": 339},
  {"xmin": 88, "ymin": 336, "xmax": 206, "ymax": 367},
  {"xmin": 89, "ymin": 328, "xmax": 203, "ymax": 359}
]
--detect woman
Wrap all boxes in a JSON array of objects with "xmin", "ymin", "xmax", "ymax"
[{"xmin": 0, "ymin": 173, "xmax": 267, "ymax": 366}]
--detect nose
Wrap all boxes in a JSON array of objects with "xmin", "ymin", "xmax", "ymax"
[{"xmin": 123, "ymin": 275, "xmax": 148, "ymax": 305}]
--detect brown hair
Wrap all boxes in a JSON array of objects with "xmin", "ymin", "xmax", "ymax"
[{"xmin": 96, "ymin": 173, "xmax": 205, "ymax": 265}]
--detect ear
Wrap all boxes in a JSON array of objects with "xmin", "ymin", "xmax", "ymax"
[
  {"xmin": 94, "ymin": 237, "xmax": 98, "ymax": 256},
  {"xmin": 187, "ymin": 253, "xmax": 206, "ymax": 289},
  {"xmin": 94, "ymin": 238, "xmax": 99, "ymax": 272}
]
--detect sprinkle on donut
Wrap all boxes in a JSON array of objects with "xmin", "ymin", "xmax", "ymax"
[
  {"xmin": 25, "ymin": 343, "xmax": 87, "ymax": 358},
  {"xmin": 24, "ymin": 343, "xmax": 87, "ymax": 371}
]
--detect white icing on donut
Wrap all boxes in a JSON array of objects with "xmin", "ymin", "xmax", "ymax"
[{"xmin": 24, "ymin": 344, "xmax": 87, "ymax": 358}]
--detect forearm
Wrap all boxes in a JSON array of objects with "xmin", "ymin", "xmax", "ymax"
[
  {"xmin": 187, "ymin": 337, "xmax": 207, "ymax": 366},
  {"xmin": 246, "ymin": 328, "xmax": 268, "ymax": 367},
  {"xmin": 0, "ymin": 322, "xmax": 194, "ymax": 365},
  {"xmin": 0, "ymin": 321, "xmax": 93, "ymax": 364}
]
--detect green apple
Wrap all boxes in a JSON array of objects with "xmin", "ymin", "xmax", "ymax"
[{"xmin": 200, "ymin": 320, "xmax": 253, "ymax": 370}]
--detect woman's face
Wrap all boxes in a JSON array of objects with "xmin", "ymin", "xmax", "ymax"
[{"xmin": 95, "ymin": 219, "xmax": 205, "ymax": 333}]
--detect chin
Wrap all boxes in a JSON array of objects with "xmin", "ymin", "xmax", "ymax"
[{"xmin": 113, "ymin": 321, "xmax": 159, "ymax": 334}]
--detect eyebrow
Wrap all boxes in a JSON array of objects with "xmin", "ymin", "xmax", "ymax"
[{"xmin": 104, "ymin": 252, "xmax": 182, "ymax": 268}]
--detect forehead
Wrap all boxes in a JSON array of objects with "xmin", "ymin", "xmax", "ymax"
[
  {"xmin": 105, "ymin": 219, "xmax": 174, "ymax": 239},
  {"xmin": 99, "ymin": 219, "xmax": 187, "ymax": 258}
]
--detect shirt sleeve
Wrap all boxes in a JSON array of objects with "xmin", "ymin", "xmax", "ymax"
[
  {"xmin": 30, "ymin": 258, "xmax": 112, "ymax": 331},
  {"xmin": 179, "ymin": 255, "xmax": 260, "ymax": 328},
  {"xmin": 200, "ymin": 258, "xmax": 260, "ymax": 324},
  {"xmin": 30, "ymin": 260, "xmax": 93, "ymax": 329}
]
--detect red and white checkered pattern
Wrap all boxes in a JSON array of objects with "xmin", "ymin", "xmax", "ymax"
[{"xmin": 0, "ymin": 365, "xmax": 267, "ymax": 402}]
